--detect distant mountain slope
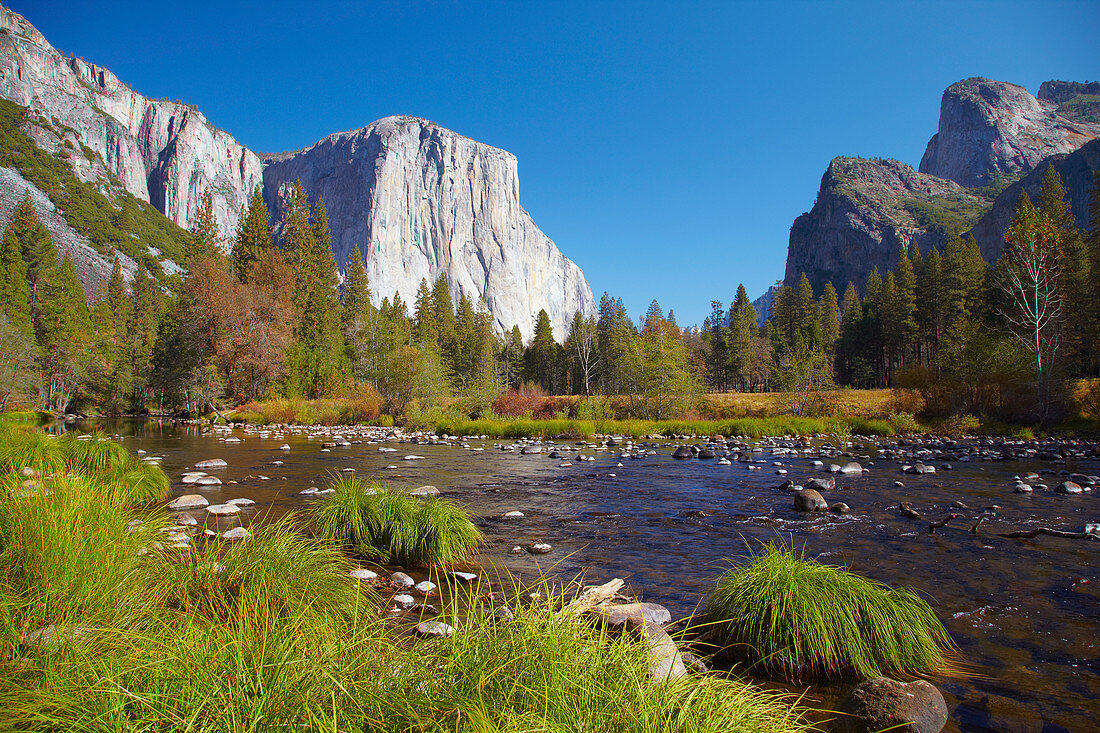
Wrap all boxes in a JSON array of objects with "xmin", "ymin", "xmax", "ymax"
[
  {"xmin": 0, "ymin": 5, "xmax": 596, "ymax": 337},
  {"xmin": 784, "ymin": 157, "xmax": 989, "ymax": 295},
  {"xmin": 784, "ymin": 77, "xmax": 1099, "ymax": 295}
]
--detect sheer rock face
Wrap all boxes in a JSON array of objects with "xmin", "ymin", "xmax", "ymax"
[
  {"xmin": 263, "ymin": 117, "xmax": 595, "ymax": 340},
  {"xmin": 784, "ymin": 157, "xmax": 984, "ymax": 295},
  {"xmin": 0, "ymin": 6, "xmax": 262, "ymax": 242},
  {"xmin": 919, "ymin": 77, "xmax": 1100, "ymax": 187},
  {"xmin": 968, "ymin": 139, "xmax": 1100, "ymax": 262}
]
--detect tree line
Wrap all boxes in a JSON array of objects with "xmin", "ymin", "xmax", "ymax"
[{"xmin": 1, "ymin": 166, "xmax": 1096, "ymax": 423}]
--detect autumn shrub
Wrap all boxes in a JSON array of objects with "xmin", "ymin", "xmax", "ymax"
[
  {"xmin": 341, "ymin": 383, "xmax": 383, "ymax": 423},
  {"xmin": 491, "ymin": 383, "xmax": 549, "ymax": 417}
]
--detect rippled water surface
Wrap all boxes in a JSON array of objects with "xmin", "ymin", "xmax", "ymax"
[{"xmin": 90, "ymin": 420, "xmax": 1098, "ymax": 732}]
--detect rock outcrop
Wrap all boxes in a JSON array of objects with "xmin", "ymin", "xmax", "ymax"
[
  {"xmin": 919, "ymin": 78, "xmax": 1100, "ymax": 188},
  {"xmin": 784, "ymin": 157, "xmax": 987, "ymax": 295},
  {"xmin": 263, "ymin": 117, "xmax": 595, "ymax": 339},
  {"xmin": 0, "ymin": 5, "xmax": 262, "ymax": 241},
  {"xmin": 968, "ymin": 138, "xmax": 1100, "ymax": 261}
]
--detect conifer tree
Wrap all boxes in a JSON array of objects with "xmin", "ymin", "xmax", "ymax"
[
  {"xmin": 9, "ymin": 192, "xmax": 55, "ymax": 320},
  {"xmin": 413, "ymin": 278, "xmax": 437, "ymax": 346},
  {"xmin": 0, "ymin": 219, "xmax": 34, "ymax": 340},
  {"xmin": 501, "ymin": 325, "xmax": 525, "ymax": 388},
  {"xmin": 38, "ymin": 255, "xmax": 91, "ymax": 411},
  {"xmin": 128, "ymin": 262, "xmax": 159, "ymax": 409},
  {"xmin": 727, "ymin": 284, "xmax": 761, "ymax": 391},
  {"xmin": 232, "ymin": 186, "xmax": 272, "ymax": 281},
  {"xmin": 818, "ymin": 282, "xmax": 840, "ymax": 355},
  {"xmin": 189, "ymin": 191, "xmax": 221, "ymax": 259},
  {"xmin": 525, "ymin": 309, "xmax": 560, "ymax": 393}
]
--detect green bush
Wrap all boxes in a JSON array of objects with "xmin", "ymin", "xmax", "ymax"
[
  {"xmin": 313, "ymin": 477, "xmax": 481, "ymax": 566},
  {"xmin": 703, "ymin": 543, "xmax": 953, "ymax": 682},
  {"xmin": 887, "ymin": 411, "xmax": 921, "ymax": 434}
]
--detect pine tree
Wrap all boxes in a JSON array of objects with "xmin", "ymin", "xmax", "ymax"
[
  {"xmin": 452, "ymin": 292, "xmax": 478, "ymax": 384},
  {"xmin": 281, "ymin": 179, "xmax": 313, "ymax": 269},
  {"xmin": 232, "ymin": 185, "xmax": 272, "ymax": 281},
  {"xmin": 38, "ymin": 255, "xmax": 91, "ymax": 411},
  {"xmin": 596, "ymin": 292, "xmax": 632, "ymax": 394},
  {"xmin": 0, "ymin": 220, "xmax": 34, "ymax": 340},
  {"xmin": 431, "ymin": 274, "xmax": 456, "ymax": 357},
  {"xmin": 525, "ymin": 309, "xmax": 560, "ymax": 393},
  {"xmin": 818, "ymin": 281, "xmax": 840, "ymax": 355},
  {"xmin": 413, "ymin": 278, "xmax": 437, "ymax": 346},
  {"xmin": 128, "ymin": 262, "xmax": 159, "ymax": 409},
  {"xmin": 501, "ymin": 325, "xmax": 525, "ymax": 388},
  {"xmin": 9, "ymin": 192, "xmax": 55, "ymax": 321},
  {"xmin": 917, "ymin": 247, "xmax": 945, "ymax": 361},
  {"xmin": 290, "ymin": 195, "xmax": 344, "ymax": 396},
  {"xmin": 102, "ymin": 258, "xmax": 133, "ymax": 408},
  {"xmin": 189, "ymin": 190, "xmax": 221, "ymax": 260},
  {"xmin": 728, "ymin": 284, "xmax": 761, "ymax": 391}
]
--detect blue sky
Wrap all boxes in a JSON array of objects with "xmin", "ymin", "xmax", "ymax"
[{"xmin": 11, "ymin": 0, "xmax": 1099, "ymax": 326}]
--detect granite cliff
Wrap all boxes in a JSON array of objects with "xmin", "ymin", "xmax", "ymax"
[
  {"xmin": 0, "ymin": 6, "xmax": 595, "ymax": 338},
  {"xmin": 919, "ymin": 77, "xmax": 1100, "ymax": 188},
  {"xmin": 0, "ymin": 6, "xmax": 262, "ymax": 240},
  {"xmin": 263, "ymin": 118, "xmax": 594, "ymax": 340}
]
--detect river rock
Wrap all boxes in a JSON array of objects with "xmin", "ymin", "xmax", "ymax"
[
  {"xmin": 529, "ymin": 542, "xmax": 553, "ymax": 554},
  {"xmin": 168, "ymin": 494, "xmax": 208, "ymax": 510},
  {"xmin": 672, "ymin": 446, "xmax": 693, "ymax": 459},
  {"xmin": 415, "ymin": 620, "xmax": 455, "ymax": 638},
  {"xmin": 206, "ymin": 503, "xmax": 241, "ymax": 515},
  {"xmin": 830, "ymin": 502, "xmax": 851, "ymax": 514},
  {"xmin": 793, "ymin": 488, "xmax": 828, "ymax": 512},
  {"xmin": 226, "ymin": 498, "xmax": 255, "ymax": 506},
  {"xmin": 349, "ymin": 568, "xmax": 378, "ymax": 581},
  {"xmin": 220, "ymin": 527, "xmax": 251, "ymax": 540},
  {"xmin": 839, "ymin": 462, "xmax": 864, "ymax": 475},
  {"xmin": 805, "ymin": 477, "xmax": 835, "ymax": 491},
  {"xmin": 181, "ymin": 472, "xmax": 206, "ymax": 484},
  {"xmin": 415, "ymin": 580, "xmax": 437, "ymax": 593},
  {"xmin": 195, "ymin": 459, "xmax": 228, "ymax": 469},
  {"xmin": 1056, "ymin": 481, "xmax": 1083, "ymax": 495},
  {"xmin": 697, "ymin": 449, "xmax": 716, "ymax": 459},
  {"xmin": 1014, "ymin": 483, "xmax": 1033, "ymax": 493},
  {"xmin": 502, "ymin": 510, "xmax": 525, "ymax": 519},
  {"xmin": 196, "ymin": 476, "xmax": 222, "ymax": 486},
  {"xmin": 409, "ymin": 485, "xmax": 440, "ymax": 497},
  {"xmin": 393, "ymin": 593, "xmax": 415, "ymax": 609},
  {"xmin": 451, "ymin": 571, "xmax": 477, "ymax": 583},
  {"xmin": 831, "ymin": 677, "xmax": 948, "ymax": 733},
  {"xmin": 390, "ymin": 572, "xmax": 415, "ymax": 588},
  {"xmin": 174, "ymin": 512, "xmax": 199, "ymax": 526}
]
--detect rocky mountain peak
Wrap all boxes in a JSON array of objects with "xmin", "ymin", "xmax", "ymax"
[
  {"xmin": 263, "ymin": 115, "xmax": 595, "ymax": 340},
  {"xmin": 919, "ymin": 77, "xmax": 1100, "ymax": 187}
]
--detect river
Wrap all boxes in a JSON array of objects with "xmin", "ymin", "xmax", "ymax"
[{"xmin": 77, "ymin": 419, "xmax": 1098, "ymax": 732}]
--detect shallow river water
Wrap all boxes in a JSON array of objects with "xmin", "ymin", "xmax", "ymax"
[{"xmin": 82, "ymin": 419, "xmax": 1097, "ymax": 732}]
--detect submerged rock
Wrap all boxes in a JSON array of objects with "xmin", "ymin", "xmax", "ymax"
[
  {"xmin": 409, "ymin": 485, "xmax": 440, "ymax": 497},
  {"xmin": 195, "ymin": 459, "xmax": 228, "ymax": 469},
  {"xmin": 220, "ymin": 527, "xmax": 251, "ymax": 540},
  {"xmin": 415, "ymin": 620, "xmax": 455, "ymax": 638},
  {"xmin": 832, "ymin": 677, "xmax": 948, "ymax": 733}
]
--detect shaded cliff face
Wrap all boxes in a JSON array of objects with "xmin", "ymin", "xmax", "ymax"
[
  {"xmin": 263, "ymin": 117, "xmax": 595, "ymax": 340},
  {"xmin": 919, "ymin": 78, "xmax": 1100, "ymax": 188},
  {"xmin": 0, "ymin": 6, "xmax": 262, "ymax": 241},
  {"xmin": 968, "ymin": 139, "xmax": 1100, "ymax": 261},
  {"xmin": 784, "ymin": 157, "xmax": 987, "ymax": 294}
]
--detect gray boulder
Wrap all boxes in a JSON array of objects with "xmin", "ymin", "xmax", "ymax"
[
  {"xmin": 831, "ymin": 677, "xmax": 948, "ymax": 733},
  {"xmin": 793, "ymin": 488, "xmax": 828, "ymax": 512}
]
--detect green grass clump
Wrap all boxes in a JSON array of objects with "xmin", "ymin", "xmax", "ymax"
[
  {"xmin": 150, "ymin": 516, "xmax": 371, "ymax": 625},
  {"xmin": 703, "ymin": 543, "xmax": 953, "ymax": 682},
  {"xmin": 0, "ymin": 426, "xmax": 64, "ymax": 475},
  {"xmin": 314, "ymin": 477, "xmax": 481, "ymax": 566}
]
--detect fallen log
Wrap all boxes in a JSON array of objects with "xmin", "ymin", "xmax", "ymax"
[
  {"xmin": 559, "ymin": 578, "xmax": 625, "ymax": 617},
  {"xmin": 928, "ymin": 513, "xmax": 964, "ymax": 534}
]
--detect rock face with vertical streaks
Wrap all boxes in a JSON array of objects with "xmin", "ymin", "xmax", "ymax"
[
  {"xmin": 263, "ymin": 117, "xmax": 595, "ymax": 339},
  {"xmin": 0, "ymin": 5, "xmax": 262, "ymax": 241}
]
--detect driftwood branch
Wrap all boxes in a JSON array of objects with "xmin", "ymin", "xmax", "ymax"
[
  {"xmin": 927, "ymin": 514, "xmax": 963, "ymax": 534},
  {"xmin": 970, "ymin": 512, "xmax": 995, "ymax": 534},
  {"xmin": 997, "ymin": 528, "xmax": 1099, "ymax": 541},
  {"xmin": 559, "ymin": 578, "xmax": 625, "ymax": 617}
]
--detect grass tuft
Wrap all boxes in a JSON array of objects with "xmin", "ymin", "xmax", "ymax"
[
  {"xmin": 702, "ymin": 542, "xmax": 954, "ymax": 682},
  {"xmin": 313, "ymin": 477, "xmax": 482, "ymax": 566}
]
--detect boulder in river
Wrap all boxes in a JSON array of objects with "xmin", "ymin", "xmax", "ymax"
[
  {"xmin": 390, "ymin": 572, "xmax": 415, "ymax": 588},
  {"xmin": 588, "ymin": 602, "xmax": 672, "ymax": 628},
  {"xmin": 1056, "ymin": 481, "xmax": 1083, "ymax": 495},
  {"xmin": 409, "ymin": 485, "xmax": 440, "ymax": 497},
  {"xmin": 831, "ymin": 677, "xmax": 948, "ymax": 733},
  {"xmin": 206, "ymin": 503, "xmax": 241, "ymax": 515},
  {"xmin": 220, "ymin": 527, "xmax": 251, "ymax": 540},
  {"xmin": 672, "ymin": 446, "xmax": 693, "ymax": 459},
  {"xmin": 195, "ymin": 459, "xmax": 228, "ymax": 469},
  {"xmin": 793, "ymin": 488, "xmax": 828, "ymax": 512},
  {"xmin": 839, "ymin": 462, "xmax": 864, "ymax": 475},
  {"xmin": 805, "ymin": 477, "xmax": 835, "ymax": 491},
  {"xmin": 528, "ymin": 542, "xmax": 553, "ymax": 554},
  {"xmin": 168, "ymin": 495, "xmax": 208, "ymax": 510},
  {"xmin": 415, "ymin": 620, "xmax": 455, "ymax": 638}
]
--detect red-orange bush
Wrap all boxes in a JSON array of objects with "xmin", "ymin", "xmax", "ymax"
[
  {"xmin": 492, "ymin": 383, "xmax": 549, "ymax": 417},
  {"xmin": 342, "ymin": 382, "xmax": 383, "ymax": 422}
]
